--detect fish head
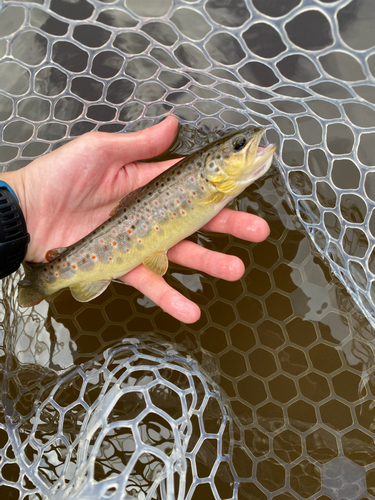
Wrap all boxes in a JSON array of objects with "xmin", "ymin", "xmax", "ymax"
[{"xmin": 205, "ymin": 127, "xmax": 277, "ymax": 196}]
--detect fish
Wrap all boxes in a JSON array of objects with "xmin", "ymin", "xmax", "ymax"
[{"xmin": 18, "ymin": 126, "xmax": 276, "ymax": 308}]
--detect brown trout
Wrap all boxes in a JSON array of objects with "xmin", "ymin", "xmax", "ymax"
[{"xmin": 18, "ymin": 127, "xmax": 276, "ymax": 307}]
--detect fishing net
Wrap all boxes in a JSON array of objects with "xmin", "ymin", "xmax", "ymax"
[{"xmin": 1, "ymin": 0, "xmax": 375, "ymax": 499}]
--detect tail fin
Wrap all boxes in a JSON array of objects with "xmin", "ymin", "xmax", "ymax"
[{"xmin": 18, "ymin": 262, "xmax": 47, "ymax": 307}]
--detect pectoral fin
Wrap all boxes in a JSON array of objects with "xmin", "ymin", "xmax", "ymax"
[
  {"xmin": 216, "ymin": 180, "xmax": 239, "ymax": 196},
  {"xmin": 143, "ymin": 251, "xmax": 169, "ymax": 276},
  {"xmin": 197, "ymin": 192, "xmax": 225, "ymax": 206},
  {"xmin": 45, "ymin": 247, "xmax": 68, "ymax": 262},
  {"xmin": 70, "ymin": 280, "xmax": 111, "ymax": 302}
]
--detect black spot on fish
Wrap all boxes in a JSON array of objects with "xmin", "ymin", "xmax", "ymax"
[
  {"xmin": 149, "ymin": 192, "xmax": 152, "ymax": 196},
  {"xmin": 44, "ymin": 267, "xmax": 47, "ymax": 271},
  {"xmin": 161, "ymin": 183, "xmax": 164, "ymax": 187},
  {"xmin": 124, "ymin": 216, "xmax": 128, "ymax": 220},
  {"xmin": 197, "ymin": 161, "xmax": 202, "ymax": 167},
  {"xmin": 209, "ymin": 162, "xmax": 214, "ymax": 168},
  {"xmin": 177, "ymin": 171, "xmax": 180, "ymax": 175},
  {"xmin": 216, "ymin": 155, "xmax": 221, "ymax": 159},
  {"xmin": 123, "ymin": 209, "xmax": 126, "ymax": 212},
  {"xmin": 137, "ymin": 199, "xmax": 140, "ymax": 203},
  {"xmin": 166, "ymin": 192, "xmax": 170, "ymax": 196},
  {"xmin": 131, "ymin": 225, "xmax": 135, "ymax": 230},
  {"xmin": 156, "ymin": 182, "xmax": 159, "ymax": 186},
  {"xmin": 215, "ymin": 167, "xmax": 220, "ymax": 172},
  {"xmin": 167, "ymin": 177, "xmax": 170, "ymax": 181}
]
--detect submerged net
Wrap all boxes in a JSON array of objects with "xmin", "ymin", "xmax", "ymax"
[{"xmin": 1, "ymin": 0, "xmax": 375, "ymax": 499}]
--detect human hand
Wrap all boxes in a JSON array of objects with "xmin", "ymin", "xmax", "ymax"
[{"xmin": 2, "ymin": 117, "xmax": 270, "ymax": 323}]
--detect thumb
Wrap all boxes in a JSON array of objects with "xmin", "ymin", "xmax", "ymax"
[{"xmin": 99, "ymin": 116, "xmax": 180, "ymax": 165}]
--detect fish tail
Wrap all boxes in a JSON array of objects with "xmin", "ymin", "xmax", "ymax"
[{"xmin": 18, "ymin": 262, "xmax": 48, "ymax": 307}]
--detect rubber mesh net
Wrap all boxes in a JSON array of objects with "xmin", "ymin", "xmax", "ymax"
[{"xmin": 0, "ymin": 0, "xmax": 375, "ymax": 499}]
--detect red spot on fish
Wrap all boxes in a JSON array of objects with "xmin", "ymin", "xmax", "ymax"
[
  {"xmin": 139, "ymin": 239, "xmax": 142, "ymax": 243},
  {"xmin": 180, "ymin": 188, "xmax": 183, "ymax": 192},
  {"xmin": 72, "ymin": 265, "xmax": 77, "ymax": 269},
  {"xmin": 126, "ymin": 249, "xmax": 130, "ymax": 252},
  {"xmin": 131, "ymin": 215, "xmax": 134, "ymax": 219},
  {"xmin": 113, "ymin": 241, "xmax": 117, "ymax": 245},
  {"xmin": 62, "ymin": 263, "xmax": 66, "ymax": 267},
  {"xmin": 176, "ymin": 200, "xmax": 180, "ymax": 204},
  {"xmin": 182, "ymin": 211, "xmax": 185, "ymax": 215},
  {"xmin": 109, "ymin": 257, "xmax": 112, "ymax": 261},
  {"xmin": 191, "ymin": 177, "xmax": 194, "ymax": 182},
  {"xmin": 92, "ymin": 255, "xmax": 96, "ymax": 259},
  {"xmin": 155, "ymin": 201, "xmax": 158, "ymax": 205},
  {"xmin": 147, "ymin": 213, "xmax": 150, "ymax": 217},
  {"xmin": 165, "ymin": 199, "xmax": 168, "ymax": 202},
  {"xmin": 81, "ymin": 250, "xmax": 84, "ymax": 254},
  {"xmin": 161, "ymin": 211, "xmax": 164, "ymax": 215},
  {"xmin": 128, "ymin": 230, "xmax": 132, "ymax": 234},
  {"xmin": 192, "ymin": 192, "xmax": 196, "ymax": 195},
  {"xmin": 113, "ymin": 229, "xmax": 116, "ymax": 234},
  {"xmin": 201, "ymin": 186, "xmax": 205, "ymax": 190},
  {"xmin": 188, "ymin": 200, "xmax": 191, "ymax": 203},
  {"xmin": 101, "ymin": 239, "xmax": 104, "ymax": 243},
  {"xmin": 55, "ymin": 273, "xmax": 59, "ymax": 277},
  {"xmin": 143, "ymin": 224, "xmax": 146, "ymax": 228},
  {"xmin": 155, "ymin": 226, "xmax": 159, "ymax": 230},
  {"xmin": 46, "ymin": 276, "xmax": 49, "ymax": 280},
  {"xmin": 173, "ymin": 212, "xmax": 177, "ymax": 216}
]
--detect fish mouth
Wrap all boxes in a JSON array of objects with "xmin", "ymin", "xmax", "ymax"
[{"xmin": 246, "ymin": 140, "xmax": 277, "ymax": 181}]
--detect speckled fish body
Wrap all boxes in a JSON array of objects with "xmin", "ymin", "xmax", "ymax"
[{"xmin": 18, "ymin": 127, "xmax": 276, "ymax": 307}]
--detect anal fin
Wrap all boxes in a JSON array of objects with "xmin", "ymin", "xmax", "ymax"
[
  {"xmin": 143, "ymin": 251, "xmax": 169, "ymax": 276},
  {"xmin": 70, "ymin": 280, "xmax": 111, "ymax": 302}
]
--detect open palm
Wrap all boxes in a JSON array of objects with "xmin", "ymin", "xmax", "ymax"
[{"xmin": 5, "ymin": 117, "xmax": 270, "ymax": 323}]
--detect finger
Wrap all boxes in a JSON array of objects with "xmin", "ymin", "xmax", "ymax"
[
  {"xmin": 201, "ymin": 208, "xmax": 270, "ymax": 243},
  {"xmin": 168, "ymin": 240, "xmax": 245, "ymax": 281},
  {"xmin": 120, "ymin": 265, "xmax": 201, "ymax": 324}
]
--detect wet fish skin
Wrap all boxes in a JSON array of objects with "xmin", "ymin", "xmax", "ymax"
[{"xmin": 18, "ymin": 126, "xmax": 276, "ymax": 307}]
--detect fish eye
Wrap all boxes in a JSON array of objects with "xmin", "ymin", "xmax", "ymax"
[{"xmin": 232, "ymin": 137, "xmax": 247, "ymax": 151}]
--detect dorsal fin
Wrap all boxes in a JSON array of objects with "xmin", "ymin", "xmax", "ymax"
[{"xmin": 110, "ymin": 184, "xmax": 148, "ymax": 216}]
